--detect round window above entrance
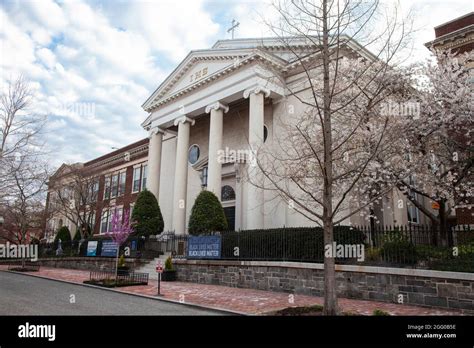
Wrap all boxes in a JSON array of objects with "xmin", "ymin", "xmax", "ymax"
[{"xmin": 188, "ymin": 145, "xmax": 200, "ymax": 165}]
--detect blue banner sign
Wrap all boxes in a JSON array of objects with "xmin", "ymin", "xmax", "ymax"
[
  {"xmin": 187, "ymin": 236, "xmax": 221, "ymax": 259},
  {"xmin": 101, "ymin": 241, "xmax": 118, "ymax": 257},
  {"xmin": 86, "ymin": 241, "xmax": 98, "ymax": 257}
]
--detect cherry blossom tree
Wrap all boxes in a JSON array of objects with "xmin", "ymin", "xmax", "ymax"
[
  {"xmin": 393, "ymin": 51, "xmax": 473, "ymax": 245},
  {"xmin": 105, "ymin": 208, "xmax": 133, "ymax": 282}
]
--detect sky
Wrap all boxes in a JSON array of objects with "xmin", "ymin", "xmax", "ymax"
[{"xmin": 0, "ymin": 0, "xmax": 472, "ymax": 168}]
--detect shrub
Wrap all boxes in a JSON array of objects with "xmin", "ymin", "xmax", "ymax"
[
  {"xmin": 188, "ymin": 190, "xmax": 227, "ymax": 235},
  {"xmin": 118, "ymin": 255, "xmax": 126, "ymax": 268},
  {"xmin": 73, "ymin": 230, "xmax": 82, "ymax": 241},
  {"xmin": 220, "ymin": 226, "xmax": 366, "ymax": 262},
  {"xmin": 381, "ymin": 239, "xmax": 417, "ymax": 265},
  {"xmin": 164, "ymin": 256, "xmax": 173, "ymax": 271},
  {"xmin": 365, "ymin": 247, "xmax": 381, "ymax": 262},
  {"xmin": 131, "ymin": 190, "xmax": 164, "ymax": 237},
  {"xmin": 54, "ymin": 226, "xmax": 71, "ymax": 244},
  {"xmin": 373, "ymin": 309, "xmax": 390, "ymax": 316}
]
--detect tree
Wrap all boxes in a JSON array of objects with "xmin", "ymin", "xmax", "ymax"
[
  {"xmin": 105, "ymin": 209, "xmax": 133, "ymax": 282},
  {"xmin": 393, "ymin": 50, "xmax": 473, "ymax": 245},
  {"xmin": 255, "ymin": 0, "xmax": 413, "ymax": 314},
  {"xmin": 0, "ymin": 75, "xmax": 46, "ymax": 204},
  {"xmin": 48, "ymin": 164, "xmax": 103, "ymax": 239},
  {"xmin": 188, "ymin": 191, "xmax": 228, "ymax": 235},
  {"xmin": 0, "ymin": 154, "xmax": 50, "ymax": 245},
  {"xmin": 131, "ymin": 190, "xmax": 164, "ymax": 237},
  {"xmin": 54, "ymin": 226, "xmax": 71, "ymax": 243}
]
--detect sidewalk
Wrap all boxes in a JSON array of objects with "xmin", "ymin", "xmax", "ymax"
[{"xmin": 0, "ymin": 265, "xmax": 466, "ymax": 316}]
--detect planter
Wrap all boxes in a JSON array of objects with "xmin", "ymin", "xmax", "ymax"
[
  {"xmin": 161, "ymin": 270, "xmax": 177, "ymax": 281},
  {"xmin": 117, "ymin": 266, "xmax": 130, "ymax": 275}
]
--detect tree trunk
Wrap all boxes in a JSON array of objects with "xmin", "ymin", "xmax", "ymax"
[
  {"xmin": 322, "ymin": 0, "xmax": 338, "ymax": 316},
  {"xmin": 438, "ymin": 200, "xmax": 453, "ymax": 247}
]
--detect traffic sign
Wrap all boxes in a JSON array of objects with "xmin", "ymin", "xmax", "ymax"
[{"xmin": 156, "ymin": 261, "xmax": 163, "ymax": 273}]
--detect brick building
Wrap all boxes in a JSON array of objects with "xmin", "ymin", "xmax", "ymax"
[{"xmin": 46, "ymin": 138, "xmax": 149, "ymax": 241}]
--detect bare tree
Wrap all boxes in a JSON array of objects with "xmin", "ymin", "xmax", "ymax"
[
  {"xmin": 0, "ymin": 75, "xmax": 47, "ymax": 203},
  {"xmin": 254, "ymin": 0, "xmax": 414, "ymax": 314},
  {"xmin": 48, "ymin": 165, "xmax": 104, "ymax": 239},
  {"xmin": 0, "ymin": 154, "xmax": 49, "ymax": 246}
]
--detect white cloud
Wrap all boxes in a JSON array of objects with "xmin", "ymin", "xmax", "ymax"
[{"xmin": 0, "ymin": 0, "xmax": 472, "ymax": 168}]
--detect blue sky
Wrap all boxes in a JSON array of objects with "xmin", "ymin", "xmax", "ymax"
[{"xmin": 0, "ymin": 0, "xmax": 471, "ymax": 168}]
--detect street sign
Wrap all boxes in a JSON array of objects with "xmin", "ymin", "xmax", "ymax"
[
  {"xmin": 156, "ymin": 261, "xmax": 163, "ymax": 296},
  {"xmin": 156, "ymin": 261, "xmax": 163, "ymax": 273}
]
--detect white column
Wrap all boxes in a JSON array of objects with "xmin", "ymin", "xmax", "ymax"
[
  {"xmin": 243, "ymin": 86, "xmax": 270, "ymax": 229},
  {"xmin": 172, "ymin": 116, "xmax": 195, "ymax": 235},
  {"xmin": 146, "ymin": 127, "xmax": 165, "ymax": 200},
  {"xmin": 205, "ymin": 102, "xmax": 229, "ymax": 198}
]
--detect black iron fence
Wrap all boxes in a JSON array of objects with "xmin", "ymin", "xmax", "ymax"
[
  {"xmin": 32, "ymin": 224, "xmax": 474, "ymax": 272},
  {"xmin": 161, "ymin": 225, "xmax": 474, "ymax": 272},
  {"xmin": 89, "ymin": 270, "xmax": 149, "ymax": 285}
]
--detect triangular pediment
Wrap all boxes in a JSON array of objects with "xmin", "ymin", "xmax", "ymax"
[
  {"xmin": 142, "ymin": 36, "xmax": 375, "ymax": 114},
  {"xmin": 142, "ymin": 47, "xmax": 289, "ymax": 112}
]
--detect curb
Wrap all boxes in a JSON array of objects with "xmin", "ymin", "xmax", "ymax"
[{"xmin": 1, "ymin": 270, "xmax": 247, "ymax": 316}]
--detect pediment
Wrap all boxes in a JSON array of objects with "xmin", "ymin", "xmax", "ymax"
[{"xmin": 142, "ymin": 48, "xmax": 288, "ymax": 112}]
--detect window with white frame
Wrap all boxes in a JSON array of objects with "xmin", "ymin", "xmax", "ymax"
[
  {"xmin": 141, "ymin": 164, "xmax": 147, "ymax": 191},
  {"xmin": 133, "ymin": 166, "xmax": 141, "ymax": 193},
  {"xmin": 104, "ymin": 176, "xmax": 111, "ymax": 200},
  {"xmin": 100, "ymin": 207, "xmax": 123, "ymax": 233},
  {"xmin": 110, "ymin": 174, "xmax": 119, "ymax": 198},
  {"xmin": 118, "ymin": 171, "xmax": 126, "ymax": 196},
  {"xmin": 100, "ymin": 210, "xmax": 109, "ymax": 233},
  {"xmin": 132, "ymin": 163, "xmax": 147, "ymax": 193},
  {"xmin": 91, "ymin": 180, "xmax": 99, "ymax": 202}
]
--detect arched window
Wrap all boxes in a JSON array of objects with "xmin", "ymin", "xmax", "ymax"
[
  {"xmin": 188, "ymin": 144, "xmax": 200, "ymax": 164},
  {"xmin": 221, "ymin": 185, "xmax": 236, "ymax": 201}
]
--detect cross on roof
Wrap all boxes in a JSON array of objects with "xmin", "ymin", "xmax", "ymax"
[{"xmin": 227, "ymin": 19, "xmax": 240, "ymax": 39}]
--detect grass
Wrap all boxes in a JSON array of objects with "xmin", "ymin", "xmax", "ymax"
[{"xmin": 373, "ymin": 308, "xmax": 390, "ymax": 316}]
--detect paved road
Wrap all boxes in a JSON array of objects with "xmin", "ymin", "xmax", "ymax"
[{"xmin": 0, "ymin": 271, "xmax": 225, "ymax": 315}]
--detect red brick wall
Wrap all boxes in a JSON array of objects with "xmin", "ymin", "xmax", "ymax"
[{"xmin": 435, "ymin": 13, "xmax": 474, "ymax": 38}]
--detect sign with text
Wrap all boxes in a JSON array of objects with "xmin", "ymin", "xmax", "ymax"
[
  {"xmin": 187, "ymin": 235, "xmax": 221, "ymax": 259},
  {"xmin": 86, "ymin": 241, "xmax": 98, "ymax": 257},
  {"xmin": 101, "ymin": 241, "xmax": 118, "ymax": 257}
]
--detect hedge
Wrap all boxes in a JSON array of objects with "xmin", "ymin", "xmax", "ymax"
[{"xmin": 219, "ymin": 226, "xmax": 366, "ymax": 262}]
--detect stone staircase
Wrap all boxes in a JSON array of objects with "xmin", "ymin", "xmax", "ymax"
[{"xmin": 134, "ymin": 252, "xmax": 171, "ymax": 280}]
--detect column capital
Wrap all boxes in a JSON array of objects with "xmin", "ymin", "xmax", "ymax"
[
  {"xmin": 243, "ymin": 86, "xmax": 271, "ymax": 99},
  {"xmin": 148, "ymin": 126, "xmax": 165, "ymax": 138},
  {"xmin": 205, "ymin": 101, "xmax": 229, "ymax": 114},
  {"xmin": 173, "ymin": 116, "xmax": 195, "ymax": 127}
]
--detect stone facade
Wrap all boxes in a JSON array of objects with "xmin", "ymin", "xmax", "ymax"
[
  {"xmin": 0, "ymin": 257, "xmax": 147, "ymax": 271},
  {"xmin": 174, "ymin": 259, "xmax": 474, "ymax": 313}
]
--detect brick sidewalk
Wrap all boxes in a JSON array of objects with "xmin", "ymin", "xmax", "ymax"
[{"xmin": 0, "ymin": 265, "xmax": 466, "ymax": 316}]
